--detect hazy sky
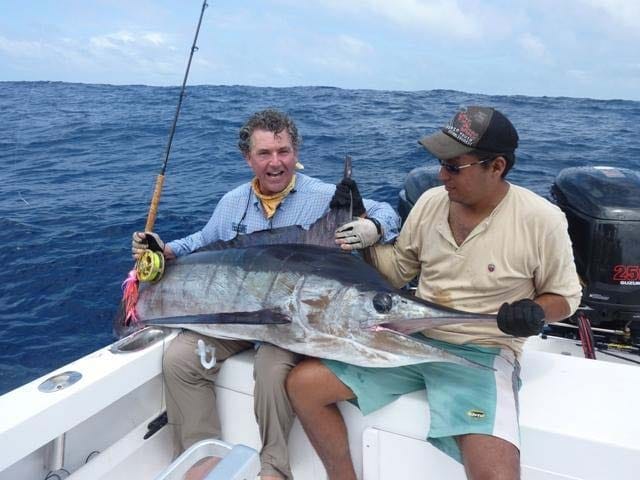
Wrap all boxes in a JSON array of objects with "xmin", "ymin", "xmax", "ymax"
[{"xmin": 1, "ymin": 0, "xmax": 639, "ymax": 100}]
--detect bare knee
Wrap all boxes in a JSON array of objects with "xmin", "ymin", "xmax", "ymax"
[
  {"xmin": 458, "ymin": 434, "xmax": 520, "ymax": 480},
  {"xmin": 286, "ymin": 359, "xmax": 353, "ymax": 407},
  {"xmin": 286, "ymin": 358, "xmax": 326, "ymax": 394}
]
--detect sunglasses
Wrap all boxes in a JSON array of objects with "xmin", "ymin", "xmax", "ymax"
[{"xmin": 438, "ymin": 157, "xmax": 495, "ymax": 174}]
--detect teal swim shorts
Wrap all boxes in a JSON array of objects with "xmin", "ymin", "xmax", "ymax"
[{"xmin": 322, "ymin": 336, "xmax": 521, "ymax": 463}]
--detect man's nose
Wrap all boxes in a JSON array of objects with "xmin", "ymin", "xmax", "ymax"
[{"xmin": 266, "ymin": 152, "xmax": 282, "ymax": 164}]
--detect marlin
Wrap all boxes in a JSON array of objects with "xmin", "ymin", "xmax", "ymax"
[{"xmin": 115, "ymin": 160, "xmax": 495, "ymax": 368}]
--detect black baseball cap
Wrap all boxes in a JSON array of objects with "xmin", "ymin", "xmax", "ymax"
[{"xmin": 419, "ymin": 106, "xmax": 519, "ymax": 160}]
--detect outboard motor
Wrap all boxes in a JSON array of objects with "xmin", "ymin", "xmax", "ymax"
[
  {"xmin": 397, "ymin": 165, "xmax": 441, "ymax": 223},
  {"xmin": 551, "ymin": 166, "xmax": 640, "ymax": 343}
]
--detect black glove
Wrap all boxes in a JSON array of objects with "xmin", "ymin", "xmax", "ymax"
[
  {"xmin": 497, "ymin": 299, "xmax": 545, "ymax": 337},
  {"xmin": 330, "ymin": 178, "xmax": 366, "ymax": 217},
  {"xmin": 145, "ymin": 233, "xmax": 165, "ymax": 253},
  {"xmin": 132, "ymin": 231, "xmax": 165, "ymax": 260}
]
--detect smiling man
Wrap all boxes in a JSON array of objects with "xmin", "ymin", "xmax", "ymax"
[
  {"xmin": 130, "ymin": 109, "xmax": 399, "ymax": 480},
  {"xmin": 287, "ymin": 106, "xmax": 582, "ymax": 480}
]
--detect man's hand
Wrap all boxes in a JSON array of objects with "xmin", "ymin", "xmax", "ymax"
[
  {"xmin": 497, "ymin": 299, "xmax": 545, "ymax": 337},
  {"xmin": 335, "ymin": 218, "xmax": 381, "ymax": 250},
  {"xmin": 132, "ymin": 231, "xmax": 165, "ymax": 260},
  {"xmin": 330, "ymin": 178, "xmax": 366, "ymax": 217}
]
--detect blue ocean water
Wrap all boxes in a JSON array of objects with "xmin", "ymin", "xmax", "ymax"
[{"xmin": 0, "ymin": 81, "xmax": 639, "ymax": 395}]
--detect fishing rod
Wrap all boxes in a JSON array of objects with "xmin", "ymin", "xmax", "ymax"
[
  {"xmin": 120, "ymin": 0, "xmax": 209, "ymax": 326},
  {"xmin": 145, "ymin": 0, "xmax": 209, "ymax": 232}
]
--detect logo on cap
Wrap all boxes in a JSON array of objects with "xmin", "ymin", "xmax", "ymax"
[{"xmin": 444, "ymin": 108, "xmax": 491, "ymax": 147}]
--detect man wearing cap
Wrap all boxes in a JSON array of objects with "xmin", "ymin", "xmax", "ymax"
[{"xmin": 287, "ymin": 106, "xmax": 582, "ymax": 479}]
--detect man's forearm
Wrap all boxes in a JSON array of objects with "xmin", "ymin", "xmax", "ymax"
[
  {"xmin": 366, "ymin": 243, "xmax": 418, "ymax": 289},
  {"xmin": 535, "ymin": 293, "xmax": 572, "ymax": 323}
]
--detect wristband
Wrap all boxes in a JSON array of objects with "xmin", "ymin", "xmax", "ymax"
[{"xmin": 368, "ymin": 217, "xmax": 383, "ymax": 236}]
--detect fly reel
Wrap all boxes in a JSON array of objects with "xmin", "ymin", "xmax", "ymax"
[{"xmin": 136, "ymin": 249, "xmax": 165, "ymax": 282}]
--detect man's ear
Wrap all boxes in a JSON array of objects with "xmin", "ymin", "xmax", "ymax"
[{"xmin": 492, "ymin": 156, "xmax": 507, "ymax": 176}]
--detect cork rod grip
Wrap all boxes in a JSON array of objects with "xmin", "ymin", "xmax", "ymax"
[{"xmin": 145, "ymin": 174, "xmax": 165, "ymax": 232}]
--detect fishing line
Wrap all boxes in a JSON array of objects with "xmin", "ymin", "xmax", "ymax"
[
  {"xmin": 12, "ymin": 83, "xmax": 36, "ymax": 208},
  {"xmin": 233, "ymin": 188, "xmax": 253, "ymax": 238}
]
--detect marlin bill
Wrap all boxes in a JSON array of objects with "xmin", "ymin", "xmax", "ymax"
[{"xmin": 117, "ymin": 238, "xmax": 495, "ymax": 368}]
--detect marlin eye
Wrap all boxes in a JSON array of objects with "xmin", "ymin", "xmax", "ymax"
[{"xmin": 373, "ymin": 292, "xmax": 393, "ymax": 313}]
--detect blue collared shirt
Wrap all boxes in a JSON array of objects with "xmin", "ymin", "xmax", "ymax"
[{"xmin": 167, "ymin": 173, "xmax": 399, "ymax": 257}]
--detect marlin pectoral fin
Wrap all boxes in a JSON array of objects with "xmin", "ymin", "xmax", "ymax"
[
  {"xmin": 376, "ymin": 314, "xmax": 497, "ymax": 335},
  {"xmin": 377, "ymin": 319, "xmax": 436, "ymax": 335},
  {"xmin": 146, "ymin": 309, "xmax": 291, "ymax": 326},
  {"xmin": 367, "ymin": 324, "xmax": 493, "ymax": 371}
]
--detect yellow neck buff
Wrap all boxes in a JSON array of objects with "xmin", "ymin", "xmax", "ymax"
[{"xmin": 251, "ymin": 174, "xmax": 297, "ymax": 219}]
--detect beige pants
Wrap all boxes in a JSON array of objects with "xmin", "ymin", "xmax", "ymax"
[{"xmin": 163, "ymin": 330, "xmax": 301, "ymax": 479}]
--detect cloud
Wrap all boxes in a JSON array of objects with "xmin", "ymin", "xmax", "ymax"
[
  {"xmin": 0, "ymin": 34, "xmax": 90, "ymax": 67},
  {"xmin": 141, "ymin": 32, "xmax": 167, "ymax": 46},
  {"xmin": 310, "ymin": 34, "xmax": 374, "ymax": 74},
  {"xmin": 1, "ymin": 30, "xmax": 171, "ymax": 62},
  {"xmin": 336, "ymin": 34, "xmax": 373, "ymax": 56},
  {"xmin": 316, "ymin": 0, "xmax": 481, "ymax": 38},
  {"xmin": 0, "ymin": 36, "xmax": 45, "ymax": 57},
  {"xmin": 567, "ymin": 68, "xmax": 589, "ymax": 82},
  {"xmin": 89, "ymin": 30, "xmax": 168, "ymax": 52},
  {"xmin": 86, "ymin": 30, "xmax": 178, "ymax": 75},
  {"xmin": 90, "ymin": 32, "xmax": 132, "ymax": 50},
  {"xmin": 0, "ymin": 28, "xmax": 181, "ymax": 84},
  {"xmin": 578, "ymin": 0, "xmax": 640, "ymax": 30},
  {"xmin": 518, "ymin": 33, "xmax": 547, "ymax": 60}
]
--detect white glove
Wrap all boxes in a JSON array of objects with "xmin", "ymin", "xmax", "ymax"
[
  {"xmin": 335, "ymin": 218, "xmax": 381, "ymax": 250},
  {"xmin": 131, "ymin": 231, "xmax": 165, "ymax": 260}
]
